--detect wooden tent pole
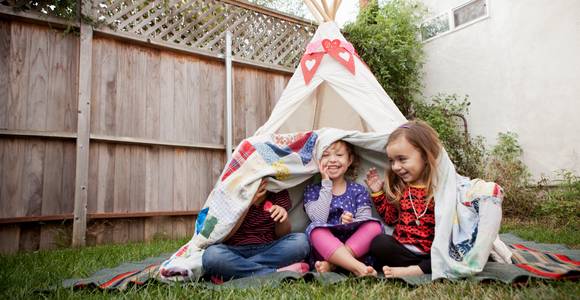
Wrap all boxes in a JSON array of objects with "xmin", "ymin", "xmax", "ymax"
[
  {"xmin": 310, "ymin": 0, "xmax": 332, "ymax": 22},
  {"xmin": 304, "ymin": 0, "xmax": 324, "ymax": 23},
  {"xmin": 332, "ymin": 0, "xmax": 342, "ymax": 19},
  {"xmin": 321, "ymin": 0, "xmax": 331, "ymax": 17}
]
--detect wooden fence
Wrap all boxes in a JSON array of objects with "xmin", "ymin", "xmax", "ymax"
[{"xmin": 0, "ymin": 0, "xmax": 315, "ymax": 253}]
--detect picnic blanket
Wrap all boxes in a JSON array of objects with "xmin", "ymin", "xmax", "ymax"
[{"xmin": 62, "ymin": 233, "xmax": 580, "ymax": 290}]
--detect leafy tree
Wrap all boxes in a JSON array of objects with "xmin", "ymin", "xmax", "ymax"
[{"xmin": 344, "ymin": 0, "xmax": 426, "ymax": 116}]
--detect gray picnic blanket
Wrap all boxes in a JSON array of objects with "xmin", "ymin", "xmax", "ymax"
[{"xmin": 62, "ymin": 233, "xmax": 579, "ymax": 290}]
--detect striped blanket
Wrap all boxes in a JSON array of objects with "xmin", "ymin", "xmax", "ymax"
[
  {"xmin": 62, "ymin": 235, "xmax": 579, "ymax": 290},
  {"xmin": 510, "ymin": 243, "xmax": 580, "ymax": 279}
]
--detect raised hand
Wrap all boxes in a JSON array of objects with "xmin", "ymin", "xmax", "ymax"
[
  {"xmin": 364, "ymin": 167, "xmax": 384, "ymax": 193},
  {"xmin": 318, "ymin": 159, "xmax": 330, "ymax": 181},
  {"xmin": 251, "ymin": 179, "xmax": 268, "ymax": 205},
  {"xmin": 341, "ymin": 211, "xmax": 353, "ymax": 224},
  {"xmin": 269, "ymin": 205, "xmax": 288, "ymax": 223}
]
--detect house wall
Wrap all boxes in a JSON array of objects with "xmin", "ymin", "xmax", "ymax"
[{"xmin": 419, "ymin": 0, "xmax": 580, "ymax": 180}]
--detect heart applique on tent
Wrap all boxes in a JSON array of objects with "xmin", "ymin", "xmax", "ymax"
[
  {"xmin": 300, "ymin": 52, "xmax": 324, "ymax": 84},
  {"xmin": 322, "ymin": 38, "xmax": 355, "ymax": 75}
]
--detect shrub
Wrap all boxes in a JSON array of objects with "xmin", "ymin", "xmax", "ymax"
[
  {"xmin": 344, "ymin": 0, "xmax": 426, "ymax": 116},
  {"xmin": 414, "ymin": 93, "xmax": 486, "ymax": 179},
  {"xmin": 536, "ymin": 170, "xmax": 580, "ymax": 225},
  {"xmin": 483, "ymin": 132, "xmax": 537, "ymax": 217}
]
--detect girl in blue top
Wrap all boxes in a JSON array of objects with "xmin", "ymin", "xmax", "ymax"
[{"xmin": 304, "ymin": 140, "xmax": 382, "ymax": 276}]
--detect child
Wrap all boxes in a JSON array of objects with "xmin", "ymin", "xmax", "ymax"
[
  {"xmin": 202, "ymin": 179, "xmax": 310, "ymax": 281},
  {"xmin": 304, "ymin": 140, "xmax": 383, "ymax": 277},
  {"xmin": 365, "ymin": 120, "xmax": 441, "ymax": 277}
]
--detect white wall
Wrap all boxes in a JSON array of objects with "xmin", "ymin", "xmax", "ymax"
[{"xmin": 420, "ymin": 0, "xmax": 580, "ymax": 180}]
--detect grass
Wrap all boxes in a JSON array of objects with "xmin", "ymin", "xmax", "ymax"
[{"xmin": 0, "ymin": 217, "xmax": 578, "ymax": 299}]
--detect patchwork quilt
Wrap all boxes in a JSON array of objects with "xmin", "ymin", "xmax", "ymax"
[{"xmin": 152, "ymin": 128, "xmax": 509, "ymax": 281}]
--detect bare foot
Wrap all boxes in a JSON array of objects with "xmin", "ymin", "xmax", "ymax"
[
  {"xmin": 315, "ymin": 261, "xmax": 335, "ymax": 273},
  {"xmin": 354, "ymin": 265, "xmax": 377, "ymax": 277},
  {"xmin": 382, "ymin": 265, "xmax": 424, "ymax": 278},
  {"xmin": 277, "ymin": 262, "xmax": 310, "ymax": 273}
]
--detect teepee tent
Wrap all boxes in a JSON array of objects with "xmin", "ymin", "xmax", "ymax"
[
  {"xmin": 159, "ymin": 1, "xmax": 505, "ymax": 283},
  {"xmin": 254, "ymin": 0, "xmax": 406, "ymax": 135}
]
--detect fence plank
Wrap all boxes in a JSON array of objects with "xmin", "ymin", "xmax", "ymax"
[
  {"xmin": 145, "ymin": 47, "xmax": 161, "ymax": 140},
  {"xmin": 173, "ymin": 56, "xmax": 187, "ymax": 143},
  {"xmin": 1, "ymin": 139, "xmax": 24, "ymax": 218},
  {"xmin": 21, "ymin": 141, "xmax": 44, "ymax": 219},
  {"xmin": 205, "ymin": 61, "xmax": 225, "ymax": 145},
  {"xmin": 9, "ymin": 22, "xmax": 29, "ymax": 130},
  {"xmin": 0, "ymin": 20, "xmax": 10, "ymax": 129},
  {"xmin": 40, "ymin": 141, "xmax": 64, "ymax": 248},
  {"xmin": 172, "ymin": 148, "xmax": 187, "ymax": 238},
  {"xmin": 144, "ymin": 146, "xmax": 159, "ymax": 241},
  {"xmin": 72, "ymin": 23, "xmax": 93, "ymax": 247},
  {"xmin": 113, "ymin": 145, "xmax": 130, "ymax": 243},
  {"xmin": 159, "ymin": 53, "xmax": 175, "ymax": 142},
  {"xmin": 129, "ymin": 147, "xmax": 145, "ymax": 242},
  {"xmin": 26, "ymin": 24, "xmax": 49, "ymax": 131}
]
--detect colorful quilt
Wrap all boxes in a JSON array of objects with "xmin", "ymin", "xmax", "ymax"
[{"xmin": 158, "ymin": 128, "xmax": 390, "ymax": 281}]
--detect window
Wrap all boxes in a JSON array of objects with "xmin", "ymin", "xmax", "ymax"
[
  {"xmin": 421, "ymin": 13, "xmax": 450, "ymax": 41},
  {"xmin": 420, "ymin": 0, "xmax": 489, "ymax": 41},
  {"xmin": 453, "ymin": 0, "xmax": 487, "ymax": 27}
]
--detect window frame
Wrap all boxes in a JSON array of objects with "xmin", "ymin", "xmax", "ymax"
[
  {"xmin": 452, "ymin": 0, "xmax": 489, "ymax": 30},
  {"xmin": 420, "ymin": 0, "xmax": 490, "ymax": 43}
]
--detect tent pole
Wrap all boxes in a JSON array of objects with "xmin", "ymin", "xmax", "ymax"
[{"xmin": 226, "ymin": 31, "xmax": 233, "ymax": 161}]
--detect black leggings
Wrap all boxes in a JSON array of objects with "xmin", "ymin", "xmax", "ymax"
[{"xmin": 370, "ymin": 234, "xmax": 431, "ymax": 274}]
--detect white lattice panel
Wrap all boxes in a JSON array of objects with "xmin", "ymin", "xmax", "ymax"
[{"xmin": 90, "ymin": 0, "xmax": 316, "ymax": 69}]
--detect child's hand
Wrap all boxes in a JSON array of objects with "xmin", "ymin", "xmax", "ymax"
[
  {"xmin": 251, "ymin": 179, "xmax": 268, "ymax": 205},
  {"xmin": 269, "ymin": 205, "xmax": 288, "ymax": 223},
  {"xmin": 341, "ymin": 211, "xmax": 353, "ymax": 224},
  {"xmin": 365, "ymin": 168, "xmax": 384, "ymax": 193},
  {"xmin": 318, "ymin": 160, "xmax": 330, "ymax": 180}
]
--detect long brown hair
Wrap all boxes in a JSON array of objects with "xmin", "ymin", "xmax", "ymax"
[{"xmin": 384, "ymin": 120, "xmax": 441, "ymax": 205}]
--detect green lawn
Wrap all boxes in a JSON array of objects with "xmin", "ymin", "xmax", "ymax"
[{"xmin": 0, "ymin": 218, "xmax": 578, "ymax": 299}]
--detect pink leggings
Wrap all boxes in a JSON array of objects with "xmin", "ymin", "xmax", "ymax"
[{"xmin": 310, "ymin": 221, "xmax": 382, "ymax": 260}]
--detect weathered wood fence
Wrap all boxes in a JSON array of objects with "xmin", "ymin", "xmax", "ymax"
[{"xmin": 0, "ymin": 0, "xmax": 315, "ymax": 253}]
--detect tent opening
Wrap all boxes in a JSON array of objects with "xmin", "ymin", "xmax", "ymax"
[{"xmin": 277, "ymin": 81, "xmax": 370, "ymax": 134}]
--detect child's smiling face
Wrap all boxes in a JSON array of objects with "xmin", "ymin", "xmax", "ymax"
[
  {"xmin": 386, "ymin": 136, "xmax": 426, "ymax": 186},
  {"xmin": 320, "ymin": 141, "xmax": 353, "ymax": 180}
]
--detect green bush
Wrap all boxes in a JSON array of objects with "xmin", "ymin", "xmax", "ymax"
[
  {"xmin": 483, "ymin": 132, "xmax": 537, "ymax": 217},
  {"xmin": 414, "ymin": 93, "xmax": 486, "ymax": 179},
  {"xmin": 344, "ymin": 0, "xmax": 426, "ymax": 116},
  {"xmin": 536, "ymin": 170, "xmax": 580, "ymax": 225}
]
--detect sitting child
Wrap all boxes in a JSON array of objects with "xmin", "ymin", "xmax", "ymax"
[
  {"xmin": 304, "ymin": 140, "xmax": 383, "ymax": 277},
  {"xmin": 202, "ymin": 179, "xmax": 310, "ymax": 281},
  {"xmin": 365, "ymin": 120, "xmax": 441, "ymax": 277}
]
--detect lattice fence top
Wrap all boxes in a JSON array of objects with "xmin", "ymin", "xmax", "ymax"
[
  {"xmin": 89, "ymin": 0, "xmax": 317, "ymax": 70},
  {"xmin": 0, "ymin": 0, "xmax": 316, "ymax": 70}
]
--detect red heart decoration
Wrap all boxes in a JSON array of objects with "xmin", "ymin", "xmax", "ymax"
[
  {"xmin": 263, "ymin": 201, "xmax": 273, "ymax": 212},
  {"xmin": 331, "ymin": 39, "xmax": 341, "ymax": 48},
  {"xmin": 300, "ymin": 52, "xmax": 324, "ymax": 84},
  {"xmin": 321, "ymin": 39, "xmax": 332, "ymax": 51},
  {"xmin": 327, "ymin": 47, "xmax": 355, "ymax": 75}
]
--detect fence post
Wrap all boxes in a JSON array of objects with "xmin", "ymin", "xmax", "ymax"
[
  {"xmin": 225, "ymin": 31, "xmax": 233, "ymax": 161},
  {"xmin": 72, "ymin": 2, "xmax": 93, "ymax": 247}
]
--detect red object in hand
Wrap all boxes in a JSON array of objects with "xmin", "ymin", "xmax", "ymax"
[{"xmin": 263, "ymin": 201, "xmax": 273, "ymax": 212}]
